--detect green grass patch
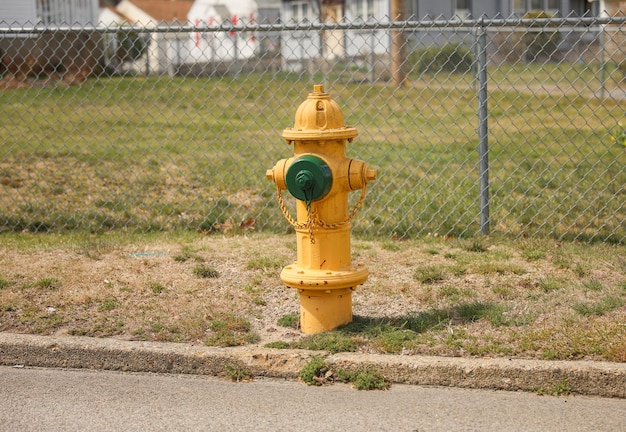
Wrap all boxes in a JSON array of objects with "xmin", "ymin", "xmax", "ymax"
[
  {"xmin": 205, "ymin": 314, "xmax": 259, "ymax": 347},
  {"xmin": 277, "ymin": 313, "xmax": 299, "ymax": 329},
  {"xmin": 0, "ymin": 277, "xmax": 12, "ymax": 289},
  {"xmin": 149, "ymin": 283, "xmax": 165, "ymax": 294},
  {"xmin": 246, "ymin": 256, "xmax": 285, "ymax": 273},
  {"xmin": 299, "ymin": 357, "xmax": 390, "ymax": 390},
  {"xmin": 225, "ymin": 364, "xmax": 253, "ymax": 382},
  {"xmin": 571, "ymin": 296, "xmax": 624, "ymax": 317},
  {"xmin": 413, "ymin": 265, "xmax": 447, "ymax": 284},
  {"xmin": 581, "ymin": 279, "xmax": 604, "ymax": 292},
  {"xmin": 292, "ymin": 332, "xmax": 360, "ymax": 354},
  {"xmin": 98, "ymin": 299, "xmax": 119, "ymax": 312},
  {"xmin": 299, "ymin": 356, "xmax": 330, "ymax": 386},
  {"xmin": 173, "ymin": 248, "xmax": 204, "ymax": 263},
  {"xmin": 34, "ymin": 278, "xmax": 60, "ymax": 290},
  {"xmin": 193, "ymin": 265, "xmax": 220, "ymax": 279},
  {"xmin": 537, "ymin": 276, "xmax": 565, "ymax": 292}
]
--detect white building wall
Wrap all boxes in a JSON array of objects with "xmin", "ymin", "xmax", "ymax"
[
  {"xmin": 37, "ymin": 0, "xmax": 99, "ymax": 25},
  {"xmin": 185, "ymin": 0, "xmax": 259, "ymax": 63},
  {"xmin": 0, "ymin": 0, "xmax": 37, "ymax": 25}
]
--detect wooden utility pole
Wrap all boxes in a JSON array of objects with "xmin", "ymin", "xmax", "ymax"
[{"xmin": 390, "ymin": 0, "xmax": 406, "ymax": 87}]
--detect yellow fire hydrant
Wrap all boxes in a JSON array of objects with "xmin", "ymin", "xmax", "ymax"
[{"xmin": 266, "ymin": 85, "xmax": 377, "ymax": 334}]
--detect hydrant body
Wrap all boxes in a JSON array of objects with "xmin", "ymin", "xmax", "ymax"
[{"xmin": 266, "ymin": 85, "xmax": 376, "ymax": 334}]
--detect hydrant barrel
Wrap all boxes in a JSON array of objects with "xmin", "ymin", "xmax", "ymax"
[{"xmin": 266, "ymin": 85, "xmax": 376, "ymax": 334}]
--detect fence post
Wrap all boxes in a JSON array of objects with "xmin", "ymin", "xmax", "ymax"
[
  {"xmin": 390, "ymin": 0, "xmax": 406, "ymax": 86},
  {"xmin": 599, "ymin": 23, "xmax": 606, "ymax": 100},
  {"xmin": 476, "ymin": 23, "xmax": 490, "ymax": 235}
]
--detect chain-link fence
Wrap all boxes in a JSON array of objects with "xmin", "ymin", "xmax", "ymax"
[{"xmin": 1, "ymin": 16, "xmax": 624, "ymax": 243}]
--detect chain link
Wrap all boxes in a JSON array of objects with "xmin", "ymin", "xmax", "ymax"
[{"xmin": 276, "ymin": 185, "xmax": 368, "ymax": 243}]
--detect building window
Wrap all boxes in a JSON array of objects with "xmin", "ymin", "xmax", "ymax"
[
  {"xmin": 289, "ymin": 1, "xmax": 312, "ymax": 23},
  {"xmin": 513, "ymin": 0, "xmax": 561, "ymax": 16},
  {"xmin": 355, "ymin": 0, "xmax": 375, "ymax": 22},
  {"xmin": 455, "ymin": 0, "xmax": 471, "ymax": 19}
]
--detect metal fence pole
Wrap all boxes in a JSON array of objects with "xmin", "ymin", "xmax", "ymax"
[
  {"xmin": 476, "ymin": 24, "xmax": 490, "ymax": 235},
  {"xmin": 599, "ymin": 24, "xmax": 606, "ymax": 99}
]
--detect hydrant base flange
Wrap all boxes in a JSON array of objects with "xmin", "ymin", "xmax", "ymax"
[
  {"xmin": 298, "ymin": 287, "xmax": 353, "ymax": 334},
  {"xmin": 281, "ymin": 264, "xmax": 368, "ymax": 291}
]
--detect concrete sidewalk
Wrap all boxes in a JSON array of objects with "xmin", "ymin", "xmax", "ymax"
[{"xmin": 1, "ymin": 332, "xmax": 624, "ymax": 398}]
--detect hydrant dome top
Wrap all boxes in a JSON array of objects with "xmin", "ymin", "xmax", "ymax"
[{"xmin": 282, "ymin": 85, "xmax": 358, "ymax": 142}]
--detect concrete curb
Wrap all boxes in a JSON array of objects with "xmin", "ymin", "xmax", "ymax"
[{"xmin": 1, "ymin": 332, "xmax": 624, "ymax": 398}]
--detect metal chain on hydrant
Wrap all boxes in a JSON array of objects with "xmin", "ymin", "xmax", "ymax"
[{"xmin": 276, "ymin": 185, "xmax": 368, "ymax": 243}]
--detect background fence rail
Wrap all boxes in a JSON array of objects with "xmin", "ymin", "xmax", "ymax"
[{"xmin": 1, "ymin": 16, "xmax": 624, "ymax": 243}]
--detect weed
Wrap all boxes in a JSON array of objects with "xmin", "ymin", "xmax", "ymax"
[
  {"xmin": 542, "ymin": 350, "xmax": 559, "ymax": 360},
  {"xmin": 247, "ymin": 256, "xmax": 284, "ymax": 271},
  {"xmin": 252, "ymin": 296, "xmax": 266, "ymax": 306},
  {"xmin": 98, "ymin": 299, "xmax": 119, "ymax": 311},
  {"xmin": 205, "ymin": 314, "xmax": 259, "ymax": 347},
  {"xmin": 572, "ymin": 296, "xmax": 624, "ymax": 316},
  {"xmin": 581, "ymin": 279, "xmax": 603, "ymax": 292},
  {"xmin": 491, "ymin": 285, "xmax": 513, "ymax": 298},
  {"xmin": 34, "ymin": 277, "xmax": 60, "ymax": 290},
  {"xmin": 193, "ymin": 265, "xmax": 219, "ymax": 279},
  {"xmin": 299, "ymin": 356, "xmax": 330, "ymax": 386},
  {"xmin": 300, "ymin": 359, "xmax": 391, "ymax": 390},
  {"xmin": 293, "ymin": 332, "xmax": 359, "ymax": 353},
  {"xmin": 374, "ymin": 329, "xmax": 417, "ymax": 353},
  {"xmin": 150, "ymin": 283, "xmax": 165, "ymax": 294},
  {"xmin": 464, "ymin": 238, "xmax": 488, "ymax": 253},
  {"xmin": 225, "ymin": 364, "xmax": 253, "ymax": 382},
  {"xmin": 173, "ymin": 250, "xmax": 204, "ymax": 263},
  {"xmin": 537, "ymin": 276, "xmax": 564, "ymax": 292},
  {"xmin": 574, "ymin": 263, "xmax": 588, "ymax": 278},
  {"xmin": 537, "ymin": 379, "xmax": 572, "ymax": 396},
  {"xmin": 350, "ymin": 367, "xmax": 391, "ymax": 391},
  {"xmin": 521, "ymin": 241, "xmax": 547, "ymax": 261},
  {"xmin": 439, "ymin": 285, "xmax": 461, "ymax": 300},
  {"xmin": 450, "ymin": 265, "xmax": 468, "ymax": 276},
  {"xmin": 381, "ymin": 241, "xmax": 402, "ymax": 251},
  {"xmin": 455, "ymin": 301, "xmax": 503, "ymax": 323},
  {"xmin": 264, "ymin": 341, "xmax": 290, "ymax": 349},
  {"xmin": 414, "ymin": 265, "xmax": 447, "ymax": 284},
  {"xmin": 0, "ymin": 277, "xmax": 12, "ymax": 289},
  {"xmin": 277, "ymin": 313, "xmax": 299, "ymax": 329}
]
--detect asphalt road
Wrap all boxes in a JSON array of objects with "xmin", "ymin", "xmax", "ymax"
[{"xmin": 1, "ymin": 366, "xmax": 624, "ymax": 432}]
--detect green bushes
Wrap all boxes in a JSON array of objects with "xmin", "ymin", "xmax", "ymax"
[
  {"xmin": 410, "ymin": 43, "xmax": 474, "ymax": 74},
  {"xmin": 522, "ymin": 11, "xmax": 561, "ymax": 62}
]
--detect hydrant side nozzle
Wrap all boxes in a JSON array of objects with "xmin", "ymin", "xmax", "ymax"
[
  {"xmin": 347, "ymin": 159, "xmax": 377, "ymax": 191},
  {"xmin": 367, "ymin": 168, "xmax": 377, "ymax": 182},
  {"xmin": 267, "ymin": 158, "xmax": 294, "ymax": 190}
]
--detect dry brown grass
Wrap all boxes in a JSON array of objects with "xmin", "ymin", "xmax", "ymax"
[{"xmin": 0, "ymin": 232, "xmax": 624, "ymax": 361}]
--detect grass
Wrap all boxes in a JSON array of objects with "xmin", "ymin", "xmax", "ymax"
[
  {"xmin": 0, "ymin": 67, "xmax": 623, "ymax": 243},
  {"xmin": 225, "ymin": 364, "xmax": 253, "ymax": 382},
  {"xmin": 277, "ymin": 313, "xmax": 299, "ymax": 329},
  {"xmin": 193, "ymin": 265, "xmax": 220, "ymax": 279},
  {"xmin": 0, "ymin": 232, "xmax": 624, "ymax": 362},
  {"xmin": 299, "ymin": 356, "xmax": 390, "ymax": 390},
  {"xmin": 572, "ymin": 296, "xmax": 625, "ymax": 317}
]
